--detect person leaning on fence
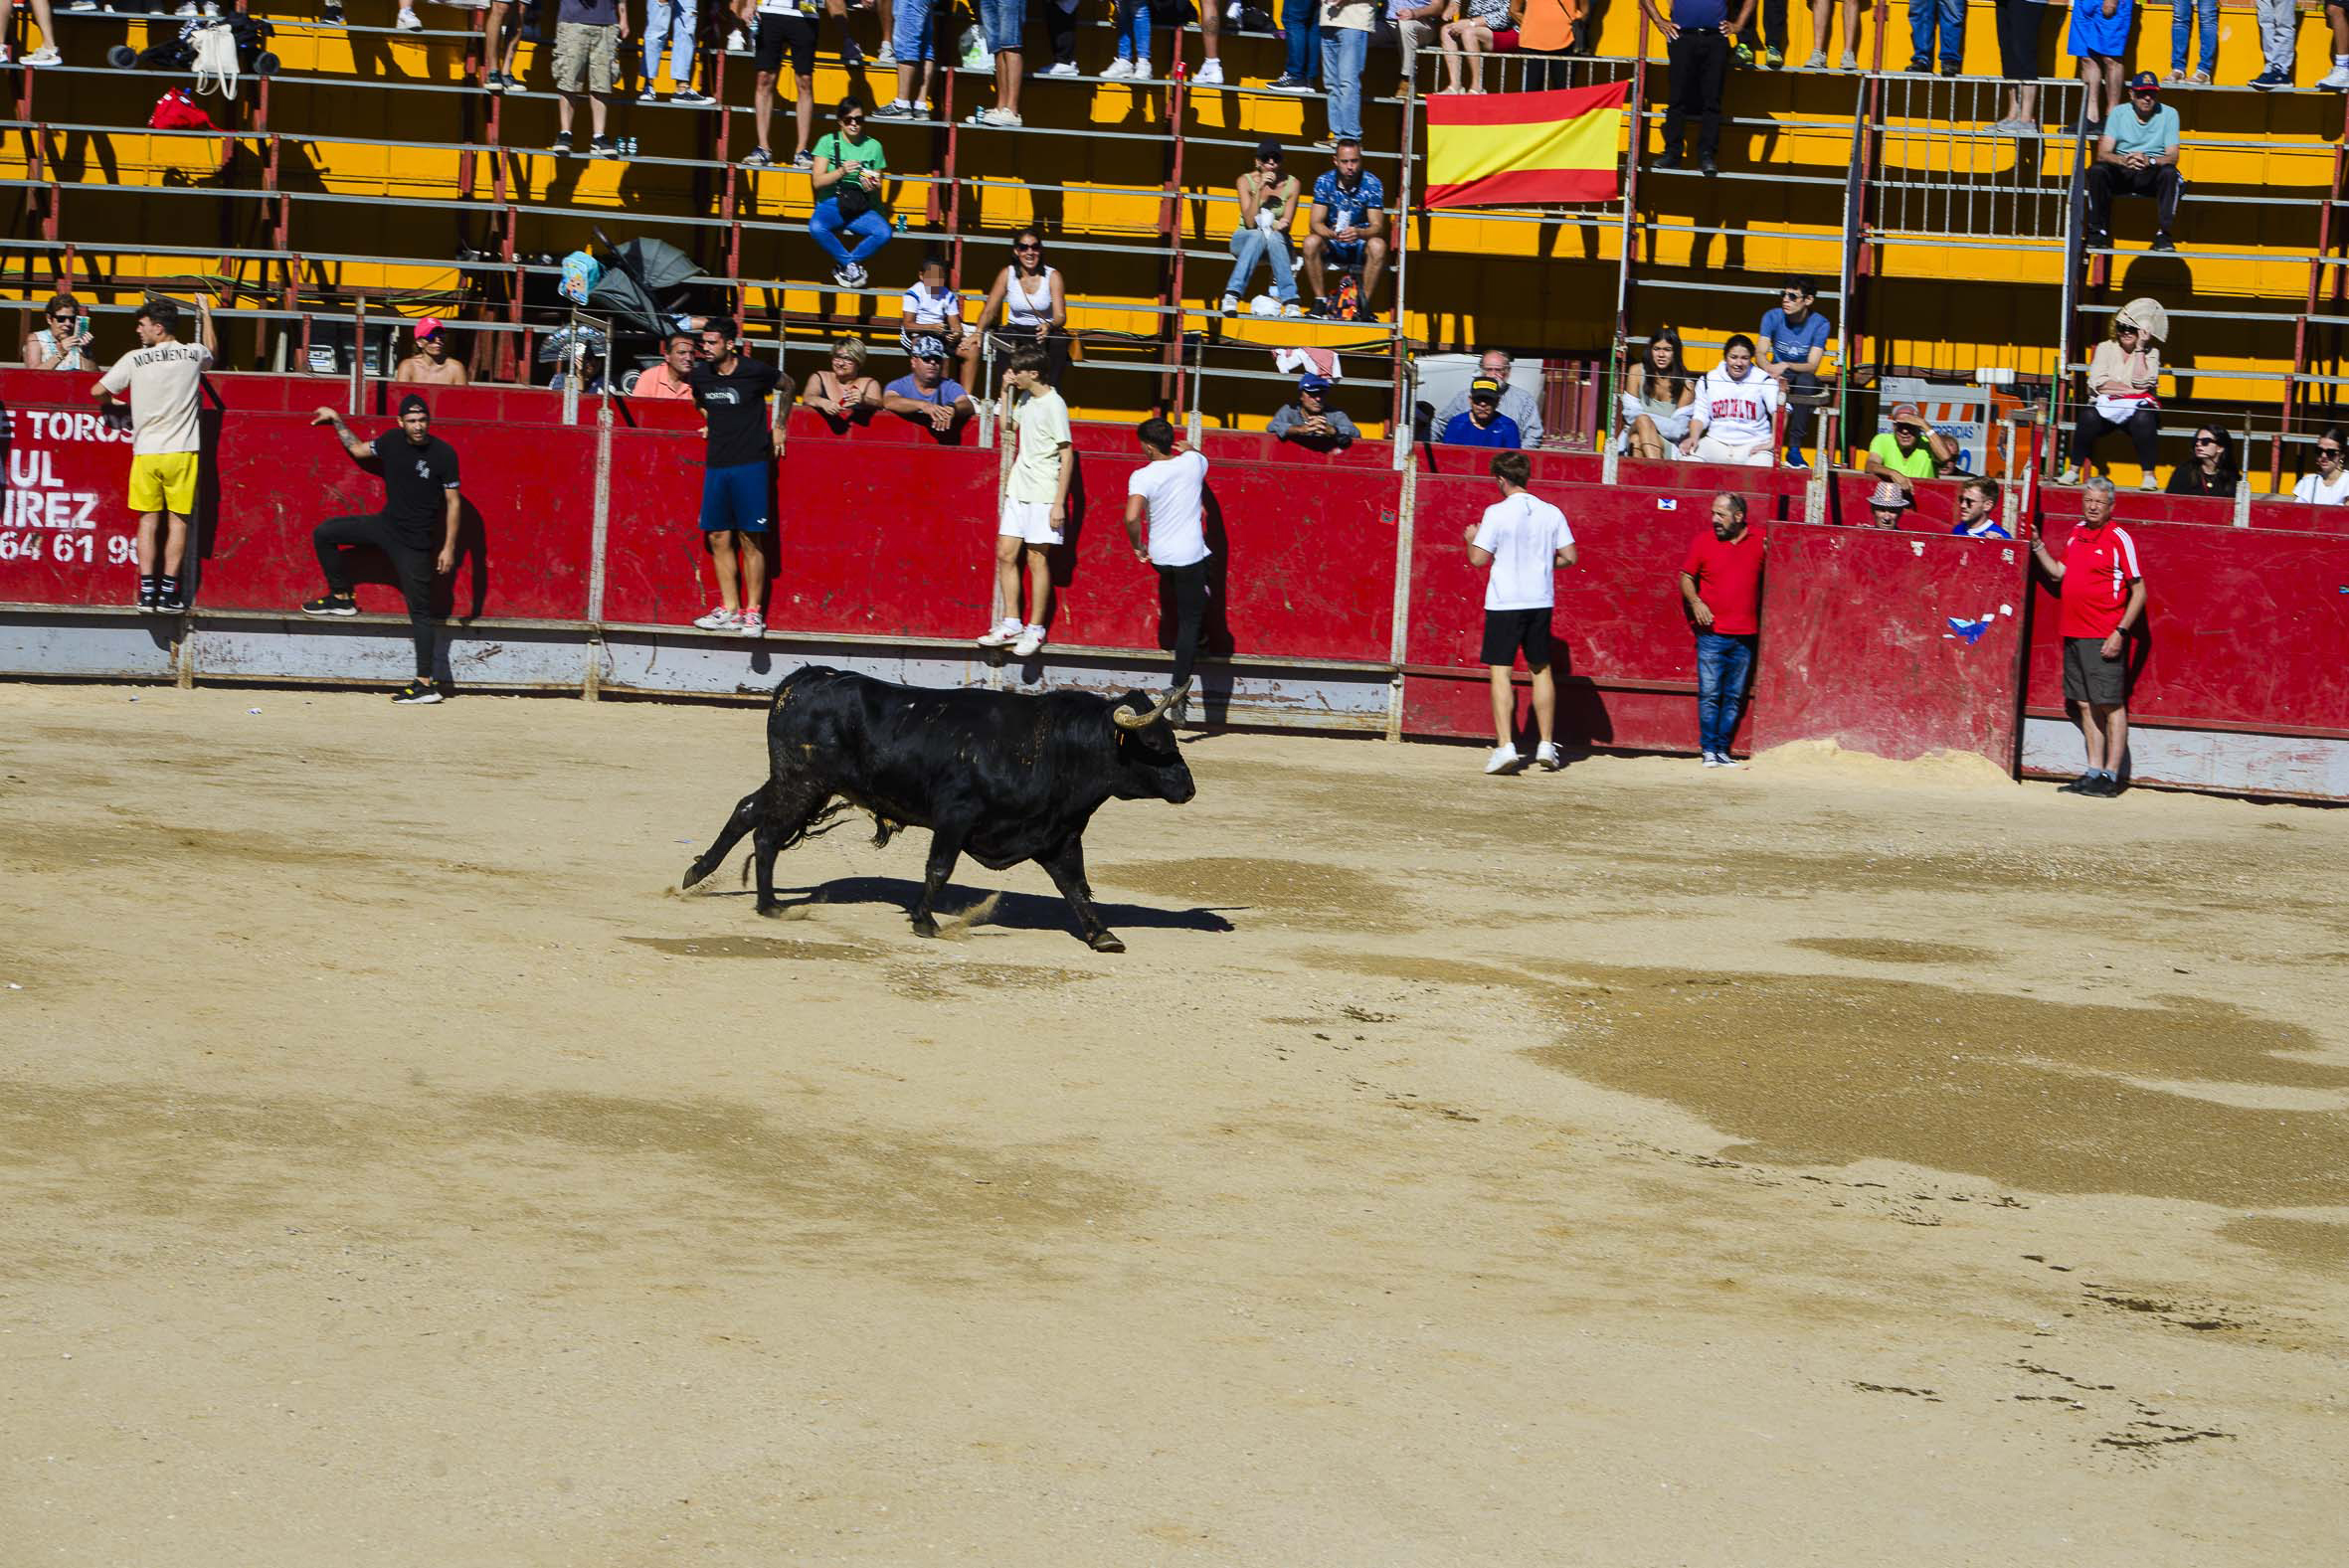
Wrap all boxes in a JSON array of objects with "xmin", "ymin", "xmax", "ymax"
[
  {"xmin": 2086, "ymin": 73, "xmax": 2183, "ymax": 255},
  {"xmin": 1437, "ymin": 349, "xmax": 1544, "ymax": 447},
  {"xmin": 300, "ymin": 396, "xmax": 462, "ymax": 707},
  {"xmin": 1953, "ymin": 475, "xmax": 2011, "ymax": 537},
  {"xmin": 1442, "ymin": 377, "xmax": 1525, "ymax": 447},
  {"xmin": 1124, "ymin": 417, "xmax": 1214, "ymax": 698},
  {"xmin": 1223, "ymin": 141, "xmax": 1306, "ymax": 318},
  {"xmin": 92, "ymin": 295, "xmax": 215, "ymax": 615},
  {"xmin": 550, "ymin": 0, "xmax": 628, "ymax": 159},
  {"xmin": 881, "ymin": 335, "xmax": 975, "ymax": 437},
  {"xmin": 1681, "ymin": 334, "xmax": 1780, "ymax": 466},
  {"xmin": 395, "ymin": 318, "xmax": 469, "ymax": 386},
  {"xmin": 1864, "ymin": 401, "xmax": 1956, "ymax": 496},
  {"xmin": 1678, "ymin": 490, "xmax": 1764, "ymax": 770},
  {"xmin": 809, "ymin": 97, "xmax": 892, "ymax": 289},
  {"xmin": 2061, "ymin": 298, "xmax": 2164, "ymax": 488},
  {"xmin": 1270, "ymin": 373, "xmax": 1361, "ymax": 451},
  {"xmin": 1618, "ymin": 328, "xmax": 1695, "ymax": 460},
  {"xmin": 1802, "ymin": 0, "xmax": 1862, "ymax": 70},
  {"xmin": 976, "ymin": 228, "xmax": 1070, "ymax": 387},
  {"xmin": 1643, "ymin": 0, "xmax": 1751, "ymax": 176},
  {"xmin": 2030, "ymin": 477, "xmax": 2144, "ymax": 796},
  {"xmin": 804, "ymin": 336, "xmax": 882, "ymax": 427},
  {"xmin": 632, "ymin": 330, "xmax": 700, "ymax": 399},
  {"xmin": 24, "ymin": 292, "xmax": 91, "ymax": 371},
  {"xmin": 2253, "ymin": 0, "xmax": 2349, "ymax": 90},
  {"xmin": 1757, "ymin": 276, "xmax": 1828, "ymax": 468},
  {"xmin": 2290, "ymin": 425, "xmax": 2349, "ymax": 504},
  {"xmin": 2168, "ymin": 421, "xmax": 2242, "ymax": 497},
  {"xmin": 1865, "ymin": 479, "xmax": 1913, "ymax": 529},
  {"xmin": 685, "ymin": 316, "xmax": 792, "ymax": 636},
  {"xmin": 1467, "ymin": 450, "xmax": 1575, "ymax": 776}
]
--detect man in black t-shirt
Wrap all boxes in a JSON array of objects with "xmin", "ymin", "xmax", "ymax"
[
  {"xmin": 684, "ymin": 318, "xmax": 794, "ymax": 636},
  {"xmin": 300, "ymin": 394, "xmax": 464, "ymax": 706}
]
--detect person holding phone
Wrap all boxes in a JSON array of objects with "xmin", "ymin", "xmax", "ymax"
[{"xmin": 24, "ymin": 293, "xmax": 91, "ymax": 371}]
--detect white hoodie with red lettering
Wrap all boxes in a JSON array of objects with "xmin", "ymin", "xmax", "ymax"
[{"xmin": 1692, "ymin": 364, "xmax": 1781, "ymax": 447}]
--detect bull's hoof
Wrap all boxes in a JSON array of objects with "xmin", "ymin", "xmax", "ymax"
[
  {"xmin": 911, "ymin": 915, "xmax": 941, "ymax": 939},
  {"xmin": 681, "ymin": 860, "xmax": 713, "ymax": 890},
  {"xmin": 1088, "ymin": 931, "xmax": 1127, "ymax": 955},
  {"xmin": 755, "ymin": 901, "xmax": 784, "ymax": 919}
]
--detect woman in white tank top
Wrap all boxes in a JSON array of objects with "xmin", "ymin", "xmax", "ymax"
[{"xmin": 976, "ymin": 228, "xmax": 1069, "ymax": 390}]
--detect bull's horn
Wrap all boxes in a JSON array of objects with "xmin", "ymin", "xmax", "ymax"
[{"xmin": 1112, "ymin": 684, "xmax": 1185, "ymax": 731}]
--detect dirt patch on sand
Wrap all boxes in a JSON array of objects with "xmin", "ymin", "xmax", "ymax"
[
  {"xmin": 2220, "ymin": 1215, "xmax": 2349, "ymax": 1271},
  {"xmin": 1096, "ymin": 854, "xmax": 1412, "ymax": 932},
  {"xmin": 1789, "ymin": 937, "xmax": 2000, "ymax": 966}
]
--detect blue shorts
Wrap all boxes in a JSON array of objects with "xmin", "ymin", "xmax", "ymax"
[
  {"xmin": 979, "ymin": 0, "xmax": 1022, "ymax": 53},
  {"xmin": 891, "ymin": 0, "xmax": 935, "ymax": 62},
  {"xmin": 1326, "ymin": 240, "xmax": 1367, "ymax": 270},
  {"xmin": 699, "ymin": 460, "xmax": 773, "ymax": 533}
]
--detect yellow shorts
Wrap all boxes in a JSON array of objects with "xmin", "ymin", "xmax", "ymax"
[{"xmin": 127, "ymin": 451, "xmax": 200, "ymax": 515}]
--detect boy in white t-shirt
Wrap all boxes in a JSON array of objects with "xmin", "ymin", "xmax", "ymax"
[
  {"xmin": 1121, "ymin": 417, "xmax": 1212, "ymax": 696},
  {"xmin": 1465, "ymin": 450, "xmax": 1576, "ymax": 775},
  {"xmin": 92, "ymin": 294, "xmax": 216, "ymax": 614},
  {"xmin": 899, "ymin": 254, "xmax": 979, "ymax": 390},
  {"xmin": 978, "ymin": 348, "xmax": 1071, "ymax": 658}
]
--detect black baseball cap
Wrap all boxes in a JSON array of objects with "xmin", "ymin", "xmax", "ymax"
[
  {"xmin": 2128, "ymin": 71, "xmax": 2161, "ymax": 94},
  {"xmin": 1255, "ymin": 139, "xmax": 1284, "ymax": 162}
]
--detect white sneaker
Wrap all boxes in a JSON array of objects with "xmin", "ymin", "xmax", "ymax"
[
  {"xmin": 1281, "ymin": 301, "xmax": 1307, "ymax": 317},
  {"xmin": 1102, "ymin": 58, "xmax": 1135, "ymax": 79},
  {"xmin": 1483, "ymin": 745, "xmax": 1525, "ymax": 776},
  {"xmin": 1131, "ymin": 60, "xmax": 1154, "ymax": 81},
  {"xmin": 2057, "ymin": 465, "xmax": 2081, "ymax": 485},
  {"xmin": 174, "ymin": 1, "xmax": 198, "ymax": 14},
  {"xmin": 692, "ymin": 606, "xmax": 742, "ymax": 630},
  {"xmin": 1195, "ymin": 58, "xmax": 1224, "ymax": 86},
  {"xmin": 1011, "ymin": 624, "xmax": 1047, "ymax": 656},
  {"xmin": 1040, "ymin": 61, "xmax": 1079, "ymax": 77},
  {"xmin": 1535, "ymin": 741, "xmax": 1562, "ymax": 771},
  {"xmin": 1219, "ymin": 292, "xmax": 1240, "ymax": 314},
  {"xmin": 396, "ymin": 5, "xmax": 423, "ymax": 30},
  {"xmin": 875, "ymin": 46, "xmax": 897, "ymax": 68},
  {"xmin": 726, "ymin": 28, "xmax": 749, "ymax": 53},
  {"xmin": 2320, "ymin": 63, "xmax": 2349, "ymax": 90},
  {"xmin": 1714, "ymin": 753, "xmax": 1742, "ymax": 770},
  {"xmin": 23, "ymin": 45, "xmax": 60, "ymax": 66},
  {"xmin": 977, "ymin": 617, "xmax": 1022, "ymax": 647},
  {"xmin": 740, "ymin": 610, "xmax": 766, "ymax": 638}
]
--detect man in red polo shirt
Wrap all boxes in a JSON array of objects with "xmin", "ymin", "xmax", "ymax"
[
  {"xmin": 1677, "ymin": 491, "xmax": 1766, "ymax": 769},
  {"xmin": 2030, "ymin": 476, "xmax": 2145, "ymax": 796}
]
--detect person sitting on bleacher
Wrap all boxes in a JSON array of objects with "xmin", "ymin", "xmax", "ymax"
[
  {"xmin": 1438, "ymin": 0, "xmax": 1521, "ymax": 94},
  {"xmin": 804, "ymin": 337, "xmax": 883, "ymax": 427},
  {"xmin": 1435, "ymin": 349, "xmax": 1543, "ymax": 446},
  {"xmin": 808, "ymin": 97, "xmax": 893, "ymax": 288},
  {"xmin": 395, "ymin": 319, "xmax": 469, "ymax": 386},
  {"xmin": 2059, "ymin": 300, "xmax": 2163, "ymax": 489},
  {"xmin": 975, "ymin": 230, "xmax": 1070, "ymax": 388},
  {"xmin": 550, "ymin": 0, "xmax": 628, "ymax": 158},
  {"xmin": 2290, "ymin": 426, "xmax": 2349, "ymax": 505},
  {"xmin": 1222, "ymin": 141, "xmax": 1306, "ymax": 318},
  {"xmin": 900, "ymin": 255, "xmax": 979, "ymax": 388},
  {"xmin": 1269, "ymin": 373, "xmax": 1361, "ymax": 451},
  {"xmin": 2085, "ymin": 72, "xmax": 2182, "ymax": 255},
  {"xmin": 1862, "ymin": 402, "xmax": 1954, "ymax": 499},
  {"xmin": 1680, "ymin": 335, "xmax": 1779, "ymax": 467},
  {"xmin": 1304, "ymin": 140, "xmax": 1388, "ymax": 323},
  {"xmin": 1617, "ymin": 329, "xmax": 1694, "ymax": 461},
  {"xmin": 1392, "ymin": 0, "xmax": 1454, "ymax": 91},
  {"xmin": 2167, "ymin": 423, "xmax": 2241, "ymax": 497},
  {"xmin": 1441, "ymin": 378, "xmax": 1524, "ymax": 448}
]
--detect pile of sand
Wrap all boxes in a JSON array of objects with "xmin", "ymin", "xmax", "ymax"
[{"xmin": 1748, "ymin": 737, "xmax": 2019, "ymax": 787}]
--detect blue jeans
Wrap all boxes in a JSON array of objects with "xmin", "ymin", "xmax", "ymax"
[
  {"xmin": 643, "ymin": 0, "xmax": 697, "ymax": 87},
  {"xmin": 1115, "ymin": 0, "xmax": 1151, "ymax": 61},
  {"xmin": 2171, "ymin": 0, "xmax": 2218, "ymax": 74},
  {"xmin": 1907, "ymin": 0, "xmax": 1963, "ymax": 68},
  {"xmin": 810, "ymin": 198, "xmax": 892, "ymax": 266},
  {"xmin": 979, "ymin": 0, "xmax": 1022, "ymax": 53},
  {"xmin": 1225, "ymin": 228, "xmax": 1298, "ymax": 302},
  {"xmin": 892, "ymin": 0, "xmax": 936, "ymax": 62},
  {"xmin": 1696, "ymin": 631, "xmax": 1757, "ymax": 756},
  {"xmin": 1282, "ymin": 0, "xmax": 1318, "ymax": 80},
  {"xmin": 1321, "ymin": 26, "xmax": 1367, "ymax": 142}
]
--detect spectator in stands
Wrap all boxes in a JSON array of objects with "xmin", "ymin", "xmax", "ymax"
[
  {"xmin": 1678, "ymin": 490, "xmax": 1763, "ymax": 769},
  {"xmin": 744, "ymin": 0, "xmax": 822, "ymax": 167},
  {"xmin": 804, "ymin": 337, "xmax": 883, "ymax": 426},
  {"xmin": 975, "ymin": 229, "xmax": 1070, "ymax": 386},
  {"xmin": 2060, "ymin": 302, "xmax": 2163, "ymax": 488},
  {"xmin": 1734, "ymin": 0, "xmax": 1789, "ymax": 69},
  {"xmin": 1863, "ymin": 402, "xmax": 1956, "ymax": 495},
  {"xmin": 2030, "ymin": 476, "xmax": 2144, "ymax": 795},
  {"xmin": 1467, "ymin": 449, "xmax": 1574, "ymax": 775},
  {"xmin": 1905, "ymin": 0, "xmax": 1962, "ymax": 73},
  {"xmin": 1439, "ymin": 0, "xmax": 1522, "ymax": 93},
  {"xmin": 2070, "ymin": 0, "xmax": 2131, "ymax": 127},
  {"xmin": 0, "ymin": 0, "xmax": 63, "ymax": 68},
  {"xmin": 2168, "ymin": 0, "xmax": 2217, "ymax": 85},
  {"xmin": 1104, "ymin": 0, "xmax": 1158, "ymax": 77},
  {"xmin": 1442, "ymin": 376, "xmax": 1524, "ymax": 447},
  {"xmin": 1802, "ymin": 0, "xmax": 1861, "ymax": 70},
  {"xmin": 2250, "ymin": 1, "xmax": 2349, "ymax": 89},
  {"xmin": 686, "ymin": 316, "xmax": 791, "ymax": 636},
  {"xmin": 550, "ymin": 0, "xmax": 628, "ymax": 158},
  {"xmin": 2086, "ymin": 73, "xmax": 2182, "ymax": 254},
  {"xmin": 1618, "ymin": 327, "xmax": 1695, "ymax": 460},
  {"xmin": 1393, "ymin": 0, "xmax": 1453, "ymax": 90},
  {"xmin": 632, "ymin": 330, "xmax": 700, "ymax": 399},
  {"xmin": 900, "ymin": 254, "xmax": 976, "ymax": 386},
  {"xmin": 1304, "ymin": 140, "xmax": 1389, "ymax": 320},
  {"xmin": 23, "ymin": 293, "xmax": 92, "ymax": 371},
  {"xmin": 92, "ymin": 295, "xmax": 215, "ymax": 615},
  {"xmin": 1757, "ymin": 277, "xmax": 1828, "ymax": 467},
  {"xmin": 809, "ymin": 97, "xmax": 892, "ymax": 288},
  {"xmin": 2168, "ymin": 422, "xmax": 2241, "ymax": 497},
  {"xmin": 1223, "ymin": 141, "xmax": 1305, "ymax": 319},
  {"xmin": 1323, "ymin": 0, "xmax": 1376, "ymax": 150},
  {"xmin": 1988, "ymin": 0, "xmax": 2053, "ymax": 131},
  {"xmin": 1644, "ymin": 0, "xmax": 1749, "ymax": 175},
  {"xmin": 1953, "ymin": 475, "xmax": 2011, "ymax": 536},
  {"xmin": 1437, "ymin": 350, "xmax": 1544, "ymax": 446},
  {"xmin": 1270, "ymin": 373, "xmax": 1360, "ymax": 450},
  {"xmin": 882, "ymin": 335, "xmax": 976, "ymax": 436},
  {"xmin": 300, "ymin": 397, "xmax": 463, "ymax": 707},
  {"xmin": 1681, "ymin": 335, "xmax": 1780, "ymax": 466},
  {"xmin": 1040, "ymin": 0, "xmax": 1084, "ymax": 78},
  {"xmin": 877, "ymin": 0, "xmax": 939, "ymax": 116},
  {"xmin": 480, "ymin": 0, "xmax": 525, "ymax": 91},
  {"xmin": 2291, "ymin": 426, "xmax": 2349, "ymax": 504},
  {"xmin": 1272, "ymin": 0, "xmax": 1319, "ymax": 89},
  {"xmin": 967, "ymin": 0, "xmax": 1028, "ymax": 126},
  {"xmin": 639, "ymin": 0, "xmax": 713, "ymax": 101},
  {"xmin": 979, "ymin": 347, "xmax": 1071, "ymax": 657},
  {"xmin": 1124, "ymin": 417, "xmax": 1214, "ymax": 696},
  {"xmin": 1865, "ymin": 480, "xmax": 1910, "ymax": 528},
  {"xmin": 395, "ymin": 319, "xmax": 469, "ymax": 385}
]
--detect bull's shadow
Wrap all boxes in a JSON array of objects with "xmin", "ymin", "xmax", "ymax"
[{"xmin": 746, "ymin": 875, "xmax": 1240, "ymax": 943}]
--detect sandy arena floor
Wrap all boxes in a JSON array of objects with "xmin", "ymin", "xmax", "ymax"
[{"xmin": 1, "ymin": 683, "xmax": 2344, "ymax": 1566}]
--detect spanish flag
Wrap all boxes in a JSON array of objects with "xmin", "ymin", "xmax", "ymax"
[{"xmin": 1424, "ymin": 81, "xmax": 1630, "ymax": 209}]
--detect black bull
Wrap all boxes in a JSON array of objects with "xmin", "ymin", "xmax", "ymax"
[{"xmin": 682, "ymin": 667, "xmax": 1194, "ymax": 952}]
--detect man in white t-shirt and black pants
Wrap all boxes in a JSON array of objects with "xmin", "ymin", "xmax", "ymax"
[
  {"xmin": 91, "ymin": 295, "xmax": 216, "ymax": 613},
  {"xmin": 1122, "ymin": 417, "xmax": 1210, "ymax": 699},
  {"xmin": 1466, "ymin": 449, "xmax": 1576, "ymax": 775},
  {"xmin": 979, "ymin": 347, "xmax": 1071, "ymax": 658}
]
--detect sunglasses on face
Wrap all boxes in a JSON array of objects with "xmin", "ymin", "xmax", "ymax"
[
  {"xmin": 2321, "ymin": 446, "xmax": 2344, "ymax": 457},
  {"xmin": 1013, "ymin": 242, "xmax": 1041, "ymax": 252},
  {"xmin": 2195, "ymin": 435, "xmax": 2220, "ymax": 444},
  {"xmin": 50, "ymin": 311, "xmax": 74, "ymax": 321}
]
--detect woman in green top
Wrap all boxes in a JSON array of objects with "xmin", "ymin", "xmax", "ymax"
[{"xmin": 809, "ymin": 96, "xmax": 892, "ymax": 290}]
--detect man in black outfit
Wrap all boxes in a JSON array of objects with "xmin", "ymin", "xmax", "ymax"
[
  {"xmin": 299, "ymin": 394, "xmax": 463, "ymax": 706},
  {"xmin": 685, "ymin": 317, "xmax": 793, "ymax": 635},
  {"xmin": 1643, "ymin": 0, "xmax": 1753, "ymax": 175}
]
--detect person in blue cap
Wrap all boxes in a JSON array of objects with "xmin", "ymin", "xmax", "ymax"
[{"xmin": 1268, "ymin": 373, "xmax": 1360, "ymax": 452}]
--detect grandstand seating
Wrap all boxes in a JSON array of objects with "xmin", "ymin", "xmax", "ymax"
[{"xmin": 5, "ymin": 0, "xmax": 2349, "ymax": 491}]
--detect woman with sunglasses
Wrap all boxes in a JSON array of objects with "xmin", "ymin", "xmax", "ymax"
[
  {"xmin": 2060, "ymin": 303, "xmax": 2163, "ymax": 489},
  {"xmin": 1221, "ymin": 140, "xmax": 1304, "ymax": 317},
  {"xmin": 2165, "ymin": 423, "xmax": 2240, "ymax": 498},
  {"xmin": 974, "ymin": 229, "xmax": 1069, "ymax": 389},
  {"xmin": 23, "ymin": 293, "xmax": 90, "ymax": 371},
  {"xmin": 2290, "ymin": 426, "xmax": 2349, "ymax": 506},
  {"xmin": 808, "ymin": 97, "xmax": 893, "ymax": 289}
]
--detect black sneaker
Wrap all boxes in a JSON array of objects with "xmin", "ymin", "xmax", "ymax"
[
  {"xmin": 2056, "ymin": 773, "xmax": 2095, "ymax": 794},
  {"xmin": 1699, "ymin": 155, "xmax": 1719, "ymax": 176},
  {"xmin": 483, "ymin": 70, "xmax": 508, "ymax": 93},
  {"xmin": 1656, "ymin": 150, "xmax": 1682, "ymax": 170},
  {"xmin": 672, "ymin": 87, "xmax": 713, "ymax": 106},
  {"xmin": 301, "ymin": 594, "xmax": 359, "ymax": 617},
  {"xmin": 791, "ymin": 148, "xmax": 813, "ymax": 168},
  {"xmin": 392, "ymin": 679, "xmax": 445, "ymax": 706},
  {"xmin": 589, "ymin": 135, "xmax": 617, "ymax": 158},
  {"xmin": 1267, "ymin": 74, "xmax": 1309, "ymax": 91},
  {"xmin": 551, "ymin": 131, "xmax": 574, "ymax": 155},
  {"xmin": 154, "ymin": 585, "xmax": 188, "ymax": 614},
  {"xmin": 137, "ymin": 576, "xmax": 159, "ymax": 612},
  {"xmin": 741, "ymin": 145, "xmax": 774, "ymax": 167},
  {"xmin": 2086, "ymin": 774, "xmax": 2124, "ymax": 797},
  {"xmin": 2151, "ymin": 232, "xmax": 2177, "ymax": 252}
]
